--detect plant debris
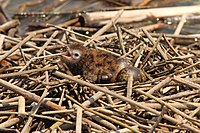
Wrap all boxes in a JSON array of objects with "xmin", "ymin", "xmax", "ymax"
[{"xmin": 0, "ymin": 0, "xmax": 200, "ymax": 133}]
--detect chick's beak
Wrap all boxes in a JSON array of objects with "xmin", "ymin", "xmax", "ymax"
[
  {"xmin": 65, "ymin": 49, "xmax": 72, "ymax": 57},
  {"xmin": 61, "ymin": 49, "xmax": 72, "ymax": 61}
]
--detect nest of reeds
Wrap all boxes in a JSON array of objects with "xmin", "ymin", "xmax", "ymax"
[{"xmin": 0, "ymin": 3, "xmax": 200, "ymax": 133}]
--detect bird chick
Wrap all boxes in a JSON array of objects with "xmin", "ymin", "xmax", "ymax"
[
  {"xmin": 61, "ymin": 43, "xmax": 88, "ymax": 76},
  {"xmin": 61, "ymin": 43, "xmax": 145, "ymax": 83}
]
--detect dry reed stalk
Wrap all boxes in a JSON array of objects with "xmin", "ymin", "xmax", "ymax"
[{"xmin": 81, "ymin": 5, "xmax": 200, "ymax": 26}]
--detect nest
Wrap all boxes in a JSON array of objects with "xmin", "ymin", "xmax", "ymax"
[{"xmin": 0, "ymin": 4, "xmax": 200, "ymax": 133}]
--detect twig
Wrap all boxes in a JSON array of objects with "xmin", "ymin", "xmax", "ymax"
[
  {"xmin": 36, "ymin": 30, "xmax": 59, "ymax": 57},
  {"xmin": 174, "ymin": 14, "xmax": 187, "ymax": 35},
  {"xmin": 173, "ymin": 76, "xmax": 200, "ymax": 90},
  {"xmin": 0, "ymin": 33, "xmax": 36, "ymax": 62},
  {"xmin": 146, "ymin": 77, "xmax": 171, "ymax": 95},
  {"xmin": 0, "ymin": 116, "xmax": 22, "ymax": 128},
  {"xmin": 26, "ymin": 18, "xmax": 79, "ymax": 35},
  {"xmin": 84, "ymin": 10, "xmax": 124, "ymax": 46},
  {"xmin": 116, "ymin": 26, "xmax": 126, "ymax": 55},
  {"xmin": 84, "ymin": 110, "xmax": 117, "ymax": 130},
  {"xmin": 0, "ymin": 66, "xmax": 56, "ymax": 78},
  {"xmin": 0, "ymin": 19, "xmax": 20, "ymax": 32},
  {"xmin": 74, "ymin": 105, "xmax": 83, "ymax": 133},
  {"xmin": 140, "ymin": 33, "xmax": 162, "ymax": 69},
  {"xmin": 148, "ymin": 106, "xmax": 166, "ymax": 133},
  {"xmin": 0, "ymin": 111, "xmax": 73, "ymax": 124}
]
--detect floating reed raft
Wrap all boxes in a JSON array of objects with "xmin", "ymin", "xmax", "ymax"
[{"xmin": 0, "ymin": 6, "xmax": 200, "ymax": 133}]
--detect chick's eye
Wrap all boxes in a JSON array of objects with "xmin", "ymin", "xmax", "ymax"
[
  {"xmin": 74, "ymin": 53, "xmax": 80, "ymax": 57},
  {"xmin": 72, "ymin": 50, "xmax": 81, "ymax": 59}
]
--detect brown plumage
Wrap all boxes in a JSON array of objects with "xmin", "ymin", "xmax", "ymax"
[{"xmin": 61, "ymin": 43, "xmax": 145, "ymax": 83}]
